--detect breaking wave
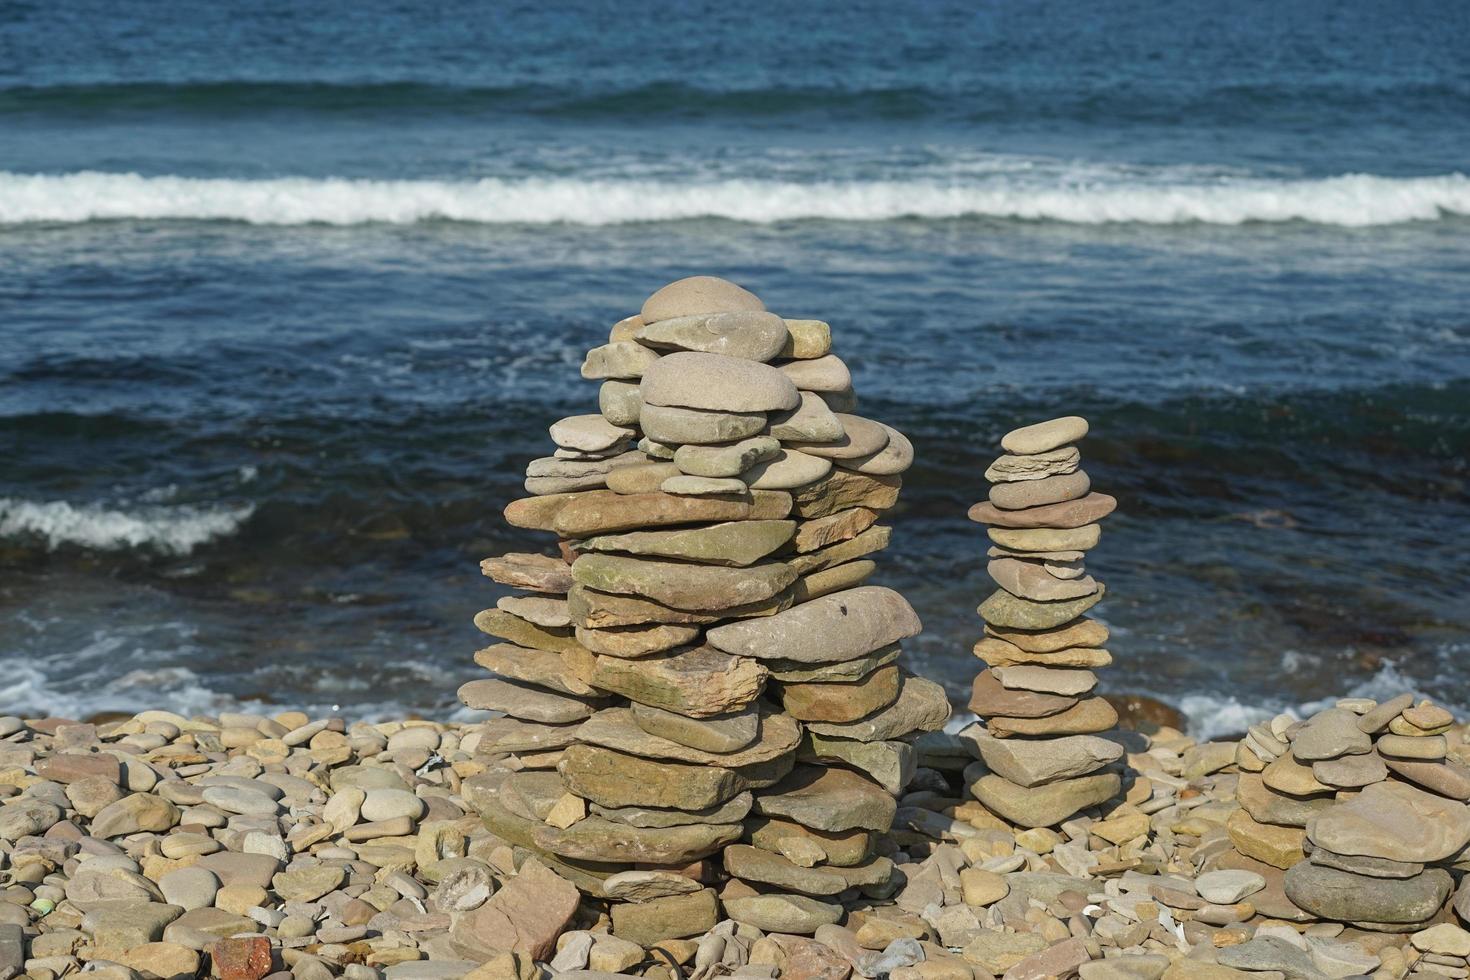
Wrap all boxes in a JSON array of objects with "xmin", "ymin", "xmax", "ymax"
[
  {"xmin": 0, "ymin": 497, "xmax": 254, "ymax": 555},
  {"xmin": 2, "ymin": 170, "xmax": 1468, "ymax": 227}
]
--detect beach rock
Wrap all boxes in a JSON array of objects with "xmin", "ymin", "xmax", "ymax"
[
  {"xmin": 985, "ymin": 446, "xmax": 1082, "ymax": 483},
  {"xmin": 450, "ymin": 859, "xmax": 579, "ymax": 961},
  {"xmin": 779, "ymin": 664, "xmax": 900, "ymax": 723},
  {"xmin": 611, "ymin": 889, "xmax": 720, "ymax": 946},
  {"xmin": 559, "ymin": 744, "xmax": 742, "ymax": 810},
  {"xmin": 599, "ymin": 379, "xmax": 643, "ymax": 426},
  {"xmin": 631, "ymin": 702, "xmax": 759, "ymax": 753},
  {"xmin": 642, "ymin": 351, "xmax": 799, "ymax": 412},
  {"xmin": 573, "ymin": 553, "xmax": 795, "ymax": 610},
  {"xmin": 1284, "ymin": 862, "xmax": 1451, "ymax": 925},
  {"xmin": 1307, "ymin": 780, "xmax": 1470, "ymax": 862},
  {"xmin": 790, "ymin": 469, "xmax": 901, "ymax": 518},
  {"xmin": 802, "ymin": 674, "xmax": 951, "ymax": 741},
  {"xmin": 674, "ymin": 436, "xmax": 781, "ymax": 477},
  {"xmin": 755, "ymin": 765, "xmax": 898, "ymax": 831},
  {"xmin": 582, "ymin": 341, "xmax": 661, "ymax": 380},
  {"xmin": 968, "ymin": 772, "xmax": 1120, "ymax": 828},
  {"xmin": 1292, "ymin": 708, "xmax": 1373, "ymax": 760},
  {"xmin": 458, "ymin": 678, "xmax": 602, "ymax": 722},
  {"xmin": 724, "ymin": 894, "xmax": 843, "ymax": 934},
  {"xmin": 970, "ymin": 732, "xmax": 1122, "ymax": 787},
  {"xmin": 1001, "ymin": 416, "xmax": 1089, "ymax": 454},
  {"xmin": 706, "ymin": 586, "xmax": 921, "ymax": 663},
  {"xmin": 640, "ymin": 403, "xmax": 769, "ymax": 444},
  {"xmin": 968, "ymin": 492, "xmax": 1117, "ymax": 530},
  {"xmin": 978, "ymin": 586, "xmax": 1105, "ymax": 631},
  {"xmin": 549, "ymin": 414, "xmax": 635, "ymax": 453},
  {"xmin": 641, "ymin": 275, "xmax": 765, "ymax": 321},
  {"xmin": 842, "ymin": 422, "xmax": 914, "ymax": 476},
  {"xmin": 768, "ymin": 391, "xmax": 846, "ymax": 442},
  {"xmin": 989, "ymin": 470, "xmax": 1091, "ymax": 510},
  {"xmin": 987, "ymin": 558, "xmax": 1099, "ymax": 601},
  {"xmin": 744, "ymin": 449, "xmax": 834, "ymax": 490},
  {"xmin": 637, "ymin": 310, "xmax": 788, "ymax": 361},
  {"xmin": 579, "ymin": 519, "xmax": 795, "ymax": 568},
  {"xmin": 592, "ymin": 645, "xmax": 766, "ymax": 716}
]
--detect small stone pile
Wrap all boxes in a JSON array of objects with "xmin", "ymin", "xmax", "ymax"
[
  {"xmin": 960, "ymin": 416, "xmax": 1124, "ymax": 830},
  {"xmin": 462, "ymin": 275, "xmax": 951, "ymax": 947},
  {"xmin": 1230, "ymin": 693, "xmax": 1470, "ymax": 936}
]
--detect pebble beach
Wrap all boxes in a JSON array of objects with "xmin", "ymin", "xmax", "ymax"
[{"xmin": 3, "ymin": 277, "xmax": 1466, "ymax": 980}]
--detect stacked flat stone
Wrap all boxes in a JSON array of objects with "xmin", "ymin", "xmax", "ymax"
[
  {"xmin": 461, "ymin": 275, "xmax": 950, "ymax": 946},
  {"xmin": 961, "ymin": 416, "xmax": 1124, "ymax": 830},
  {"xmin": 1229, "ymin": 693, "xmax": 1470, "ymax": 934}
]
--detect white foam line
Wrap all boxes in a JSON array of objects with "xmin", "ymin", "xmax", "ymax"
[
  {"xmin": 1, "ymin": 170, "xmax": 1467, "ymax": 226},
  {"xmin": 0, "ymin": 497, "xmax": 253, "ymax": 555}
]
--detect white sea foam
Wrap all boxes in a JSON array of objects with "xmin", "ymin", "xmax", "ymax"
[
  {"xmin": 0, "ymin": 497, "xmax": 253, "ymax": 555},
  {"xmin": 1, "ymin": 170, "xmax": 1468, "ymax": 227}
]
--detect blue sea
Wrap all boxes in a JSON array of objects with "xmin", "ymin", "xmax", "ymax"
[{"xmin": 2, "ymin": 0, "xmax": 1468, "ymax": 736}]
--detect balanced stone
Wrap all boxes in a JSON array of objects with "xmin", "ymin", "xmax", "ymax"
[
  {"xmin": 989, "ymin": 471, "xmax": 1091, "ymax": 510},
  {"xmin": 778, "ymin": 355, "xmax": 851, "ymax": 393},
  {"xmin": 1000, "ymin": 416, "xmax": 1089, "ymax": 455},
  {"xmin": 641, "ymin": 275, "xmax": 765, "ymax": 321},
  {"xmin": 641, "ymin": 351, "xmax": 799, "ymax": 412},
  {"xmin": 768, "ymin": 392, "xmax": 845, "ymax": 442},
  {"xmin": 630, "ymin": 703, "xmax": 760, "ymax": 753},
  {"xmin": 558, "ymin": 745, "xmax": 742, "ymax": 810},
  {"xmin": 590, "ymin": 646, "xmax": 767, "ymax": 718},
  {"xmin": 635, "ymin": 311, "xmax": 789, "ymax": 361},
  {"xmin": 985, "ymin": 447, "xmax": 1081, "ymax": 483},
  {"xmin": 787, "ymin": 414, "xmax": 889, "ymax": 459},
  {"xmin": 571, "ymin": 554, "xmax": 796, "ymax": 610},
  {"xmin": 753, "ymin": 766, "xmax": 897, "ymax": 832},
  {"xmin": 673, "ymin": 436, "xmax": 781, "ymax": 477},
  {"xmin": 979, "ymin": 586, "xmax": 1105, "ymax": 631},
  {"xmin": 988, "ymin": 558, "xmax": 1099, "ymax": 601},
  {"xmin": 582, "ymin": 341, "xmax": 661, "ymax": 380},
  {"xmin": 971, "ymin": 733, "xmax": 1123, "ymax": 788},
  {"xmin": 550, "ymin": 414, "xmax": 636, "ymax": 452},
  {"xmin": 706, "ymin": 586, "xmax": 921, "ymax": 663},
  {"xmin": 744, "ymin": 449, "xmax": 834, "ymax": 490},
  {"xmin": 969, "ymin": 772, "xmax": 1121, "ymax": 829},
  {"xmin": 988, "ymin": 524, "xmax": 1101, "ymax": 553},
  {"xmin": 578, "ymin": 520, "xmax": 795, "ymax": 567},
  {"xmin": 639, "ymin": 403, "xmax": 768, "ymax": 444},
  {"xmin": 1307, "ymin": 781, "xmax": 1470, "ymax": 863},
  {"xmin": 969, "ymin": 493, "xmax": 1117, "ymax": 530}
]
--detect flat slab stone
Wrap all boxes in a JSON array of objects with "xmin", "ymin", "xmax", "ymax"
[
  {"xmin": 743, "ymin": 449, "xmax": 833, "ymax": 490},
  {"xmin": 974, "ymin": 637, "xmax": 1112, "ymax": 669},
  {"xmin": 968, "ymin": 772, "xmax": 1120, "ymax": 829},
  {"xmin": 457, "ymin": 678, "xmax": 604, "ymax": 723},
  {"xmin": 641, "ymin": 402, "xmax": 771, "ymax": 444},
  {"xmin": 803, "ymin": 673, "xmax": 951, "ymax": 741},
  {"xmin": 1284, "ymin": 862, "xmax": 1451, "ymax": 926},
  {"xmin": 790, "ymin": 469, "xmax": 900, "ymax": 518},
  {"xmin": 989, "ymin": 471, "xmax": 1090, "ymax": 510},
  {"xmin": 989, "ymin": 523, "xmax": 1101, "ymax": 554},
  {"xmin": 558, "ymin": 744, "xmax": 742, "ymax": 811},
  {"xmin": 577, "ymin": 520, "xmax": 795, "ymax": 568},
  {"xmin": 778, "ymin": 355, "xmax": 851, "ymax": 393},
  {"xmin": 969, "ymin": 670, "xmax": 1078, "ymax": 719},
  {"xmin": 979, "ymin": 586, "xmax": 1105, "ymax": 631},
  {"xmin": 1292, "ymin": 707, "xmax": 1373, "ymax": 760},
  {"xmin": 987, "ymin": 617, "xmax": 1109, "ymax": 652},
  {"xmin": 993, "ymin": 664, "xmax": 1098, "ymax": 696},
  {"xmin": 549, "ymin": 415, "xmax": 636, "ymax": 453},
  {"xmin": 581, "ymin": 341, "xmax": 660, "ymax": 380},
  {"xmin": 778, "ymin": 664, "xmax": 900, "ymax": 723},
  {"xmin": 641, "ymin": 351, "xmax": 799, "ymax": 413},
  {"xmin": 753, "ymin": 765, "xmax": 897, "ymax": 832},
  {"xmin": 985, "ymin": 697, "xmax": 1118, "ymax": 737},
  {"xmin": 630, "ymin": 703, "xmax": 760, "ymax": 753},
  {"xmin": 985, "ymin": 447, "xmax": 1081, "ymax": 484},
  {"xmin": 988, "ymin": 558, "xmax": 1099, "ymax": 601},
  {"xmin": 968, "ymin": 492, "xmax": 1117, "ymax": 530},
  {"xmin": 576, "ymin": 707, "xmax": 800, "ymax": 767},
  {"xmin": 1307, "ymin": 780, "xmax": 1470, "ymax": 863},
  {"xmin": 571, "ymin": 553, "xmax": 795, "ymax": 611},
  {"xmin": 1001, "ymin": 416, "xmax": 1089, "ymax": 455},
  {"xmin": 481, "ymin": 553, "xmax": 573, "ymax": 594},
  {"xmin": 724, "ymin": 894, "xmax": 842, "ymax": 934},
  {"xmin": 592, "ymin": 791, "xmax": 752, "ymax": 829},
  {"xmin": 506, "ymin": 489, "xmax": 791, "ymax": 537},
  {"xmin": 786, "ymin": 414, "xmax": 890, "ymax": 460},
  {"xmin": 635, "ymin": 311, "xmax": 789, "ymax": 361},
  {"xmin": 970, "ymin": 732, "xmax": 1122, "ymax": 788},
  {"xmin": 591, "ymin": 646, "xmax": 767, "ymax": 718},
  {"xmin": 674, "ymin": 437, "xmax": 781, "ymax": 477},
  {"xmin": 473, "ymin": 644, "xmax": 597, "ymax": 697},
  {"xmin": 706, "ymin": 586, "xmax": 921, "ymax": 664}
]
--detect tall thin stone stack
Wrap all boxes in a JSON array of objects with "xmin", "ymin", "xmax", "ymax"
[
  {"xmin": 462, "ymin": 276, "xmax": 950, "ymax": 946},
  {"xmin": 1229, "ymin": 695, "xmax": 1470, "ymax": 935},
  {"xmin": 962, "ymin": 416, "xmax": 1125, "ymax": 829}
]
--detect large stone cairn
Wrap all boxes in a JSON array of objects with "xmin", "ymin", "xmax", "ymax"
[
  {"xmin": 1231, "ymin": 693, "xmax": 1470, "ymax": 938},
  {"xmin": 460, "ymin": 276, "xmax": 951, "ymax": 946},
  {"xmin": 962, "ymin": 416, "xmax": 1125, "ymax": 830}
]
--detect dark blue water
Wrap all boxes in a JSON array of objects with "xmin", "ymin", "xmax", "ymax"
[{"xmin": 2, "ymin": 0, "xmax": 1468, "ymax": 734}]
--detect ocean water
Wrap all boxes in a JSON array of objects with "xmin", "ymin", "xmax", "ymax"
[{"xmin": 2, "ymin": 0, "xmax": 1468, "ymax": 736}]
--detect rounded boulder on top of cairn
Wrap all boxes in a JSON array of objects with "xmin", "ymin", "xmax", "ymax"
[
  {"xmin": 961, "ymin": 416, "xmax": 1126, "ymax": 830},
  {"xmin": 459, "ymin": 275, "xmax": 950, "ymax": 948}
]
